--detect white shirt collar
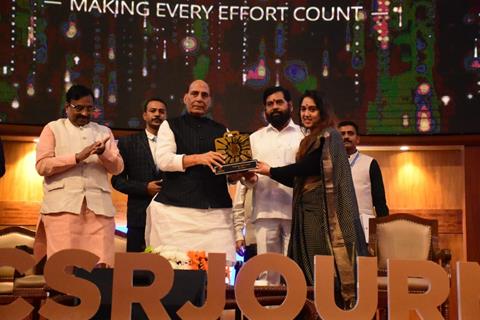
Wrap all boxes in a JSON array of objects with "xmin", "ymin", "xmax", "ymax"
[
  {"xmin": 266, "ymin": 119, "xmax": 297, "ymax": 133},
  {"xmin": 145, "ymin": 129, "xmax": 157, "ymax": 142},
  {"xmin": 349, "ymin": 150, "xmax": 360, "ymax": 166}
]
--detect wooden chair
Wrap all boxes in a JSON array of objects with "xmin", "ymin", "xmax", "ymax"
[
  {"xmin": 0, "ymin": 226, "xmax": 47, "ymax": 320},
  {"xmin": 0, "ymin": 227, "xmax": 43, "ymax": 291},
  {"xmin": 368, "ymin": 213, "xmax": 452, "ymax": 319}
]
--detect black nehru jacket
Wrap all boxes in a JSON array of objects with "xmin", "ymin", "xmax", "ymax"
[{"xmin": 154, "ymin": 113, "xmax": 232, "ymax": 209}]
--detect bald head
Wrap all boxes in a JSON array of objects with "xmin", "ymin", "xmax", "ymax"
[{"xmin": 184, "ymin": 80, "xmax": 211, "ymax": 117}]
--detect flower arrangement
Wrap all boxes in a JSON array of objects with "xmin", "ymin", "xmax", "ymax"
[
  {"xmin": 187, "ymin": 250, "xmax": 208, "ymax": 271},
  {"xmin": 145, "ymin": 245, "xmax": 208, "ymax": 271}
]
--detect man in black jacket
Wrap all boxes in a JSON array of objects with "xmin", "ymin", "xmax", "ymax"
[{"xmin": 111, "ymin": 98, "xmax": 167, "ymax": 252}]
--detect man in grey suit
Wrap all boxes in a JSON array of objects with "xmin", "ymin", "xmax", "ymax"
[{"xmin": 111, "ymin": 98, "xmax": 167, "ymax": 252}]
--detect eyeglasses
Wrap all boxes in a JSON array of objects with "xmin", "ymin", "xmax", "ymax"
[{"xmin": 69, "ymin": 103, "xmax": 95, "ymax": 113}]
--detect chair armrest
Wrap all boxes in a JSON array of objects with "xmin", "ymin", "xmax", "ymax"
[
  {"xmin": 0, "ymin": 266, "xmax": 15, "ymax": 282},
  {"xmin": 435, "ymin": 248, "xmax": 452, "ymax": 269},
  {"xmin": 367, "ymin": 246, "xmax": 376, "ymax": 257}
]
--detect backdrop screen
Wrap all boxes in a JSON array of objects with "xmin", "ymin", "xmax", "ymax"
[{"xmin": 0, "ymin": 0, "xmax": 479, "ymax": 134}]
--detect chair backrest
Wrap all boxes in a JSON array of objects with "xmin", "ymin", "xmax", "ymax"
[
  {"xmin": 369, "ymin": 214, "xmax": 438, "ymax": 271},
  {"xmin": 0, "ymin": 226, "xmax": 36, "ymax": 280},
  {"xmin": 0, "ymin": 226, "xmax": 36, "ymax": 249}
]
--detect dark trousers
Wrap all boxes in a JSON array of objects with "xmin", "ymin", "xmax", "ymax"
[
  {"xmin": 244, "ymin": 244, "xmax": 257, "ymax": 263},
  {"xmin": 127, "ymin": 227, "xmax": 146, "ymax": 252}
]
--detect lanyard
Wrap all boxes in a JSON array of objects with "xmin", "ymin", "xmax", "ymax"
[{"xmin": 349, "ymin": 152, "xmax": 360, "ymax": 167}]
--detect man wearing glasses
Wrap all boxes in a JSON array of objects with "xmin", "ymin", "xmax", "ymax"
[{"xmin": 34, "ymin": 84, "xmax": 123, "ymax": 267}]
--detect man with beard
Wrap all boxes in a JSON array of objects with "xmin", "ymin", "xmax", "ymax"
[
  {"xmin": 338, "ymin": 120, "xmax": 389, "ymax": 241},
  {"xmin": 145, "ymin": 80, "xmax": 238, "ymax": 263},
  {"xmin": 34, "ymin": 84, "xmax": 123, "ymax": 266},
  {"xmin": 242, "ymin": 86, "xmax": 303, "ymax": 285},
  {"xmin": 111, "ymin": 98, "xmax": 167, "ymax": 252}
]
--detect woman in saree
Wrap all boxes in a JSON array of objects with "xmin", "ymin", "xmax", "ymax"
[{"xmin": 254, "ymin": 90, "xmax": 368, "ymax": 308}]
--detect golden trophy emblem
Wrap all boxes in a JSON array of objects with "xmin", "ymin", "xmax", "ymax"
[{"xmin": 214, "ymin": 131, "xmax": 257, "ymax": 175}]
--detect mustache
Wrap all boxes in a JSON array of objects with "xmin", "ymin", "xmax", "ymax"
[
  {"xmin": 270, "ymin": 112, "xmax": 285, "ymax": 119},
  {"xmin": 343, "ymin": 138, "xmax": 352, "ymax": 143}
]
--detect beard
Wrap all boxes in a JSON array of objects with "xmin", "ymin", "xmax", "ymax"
[{"xmin": 266, "ymin": 110, "xmax": 291, "ymax": 129}]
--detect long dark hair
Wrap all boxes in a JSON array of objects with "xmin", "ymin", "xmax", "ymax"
[{"xmin": 297, "ymin": 90, "xmax": 336, "ymax": 160}]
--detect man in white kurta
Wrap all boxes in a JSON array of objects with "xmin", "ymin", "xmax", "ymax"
[{"xmin": 247, "ymin": 86, "xmax": 304, "ymax": 284}]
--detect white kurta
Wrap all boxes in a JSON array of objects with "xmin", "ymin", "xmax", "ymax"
[
  {"xmin": 145, "ymin": 201, "xmax": 236, "ymax": 263},
  {"xmin": 146, "ymin": 120, "xmax": 235, "ymax": 263},
  {"xmin": 248, "ymin": 119, "xmax": 303, "ymax": 284},
  {"xmin": 249, "ymin": 120, "xmax": 304, "ymax": 221}
]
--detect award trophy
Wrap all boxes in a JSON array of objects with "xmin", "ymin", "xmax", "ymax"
[{"xmin": 214, "ymin": 131, "xmax": 257, "ymax": 175}]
